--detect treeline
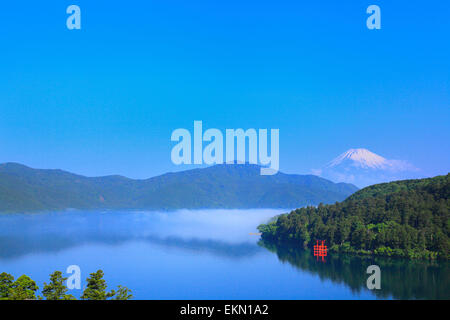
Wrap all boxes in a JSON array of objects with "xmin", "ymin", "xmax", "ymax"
[
  {"xmin": 258, "ymin": 174, "xmax": 449, "ymax": 260},
  {"xmin": 0, "ymin": 270, "xmax": 132, "ymax": 300}
]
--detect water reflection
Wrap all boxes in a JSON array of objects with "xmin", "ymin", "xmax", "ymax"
[
  {"xmin": 1, "ymin": 210, "xmax": 448, "ymax": 300},
  {"xmin": 0, "ymin": 234, "xmax": 261, "ymax": 260},
  {"xmin": 0, "ymin": 209, "xmax": 279, "ymax": 260},
  {"xmin": 258, "ymin": 240, "xmax": 450, "ymax": 300}
]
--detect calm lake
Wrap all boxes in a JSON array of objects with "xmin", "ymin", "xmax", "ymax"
[{"xmin": 0, "ymin": 209, "xmax": 448, "ymax": 299}]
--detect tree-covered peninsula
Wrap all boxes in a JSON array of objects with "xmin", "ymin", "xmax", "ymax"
[{"xmin": 258, "ymin": 174, "xmax": 449, "ymax": 260}]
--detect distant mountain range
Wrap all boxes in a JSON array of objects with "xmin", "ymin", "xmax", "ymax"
[
  {"xmin": 0, "ymin": 163, "xmax": 358, "ymax": 213},
  {"xmin": 312, "ymin": 148, "xmax": 421, "ymax": 187}
]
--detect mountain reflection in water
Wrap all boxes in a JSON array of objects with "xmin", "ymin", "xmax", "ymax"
[{"xmin": 0, "ymin": 210, "xmax": 447, "ymax": 299}]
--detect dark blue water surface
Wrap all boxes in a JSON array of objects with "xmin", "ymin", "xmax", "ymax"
[{"xmin": 0, "ymin": 210, "xmax": 448, "ymax": 299}]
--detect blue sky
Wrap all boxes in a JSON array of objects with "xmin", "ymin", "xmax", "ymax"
[{"xmin": 0, "ymin": 0, "xmax": 449, "ymax": 178}]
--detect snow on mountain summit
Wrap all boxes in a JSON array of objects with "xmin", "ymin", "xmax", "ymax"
[
  {"xmin": 326, "ymin": 148, "xmax": 389, "ymax": 169},
  {"xmin": 313, "ymin": 148, "xmax": 420, "ymax": 188}
]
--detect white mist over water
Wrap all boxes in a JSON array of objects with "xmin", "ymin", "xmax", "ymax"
[
  {"xmin": 1, "ymin": 209, "xmax": 440, "ymax": 299},
  {"xmin": 0, "ymin": 209, "xmax": 287, "ymax": 256},
  {"xmin": 139, "ymin": 209, "xmax": 286, "ymax": 243}
]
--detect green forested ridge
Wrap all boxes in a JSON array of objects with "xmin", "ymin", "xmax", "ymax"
[
  {"xmin": 258, "ymin": 174, "xmax": 450, "ymax": 259},
  {"xmin": 0, "ymin": 162, "xmax": 358, "ymax": 213}
]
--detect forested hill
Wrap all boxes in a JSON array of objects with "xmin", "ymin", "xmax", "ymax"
[
  {"xmin": 258, "ymin": 174, "xmax": 450, "ymax": 259},
  {"xmin": 0, "ymin": 162, "xmax": 358, "ymax": 213}
]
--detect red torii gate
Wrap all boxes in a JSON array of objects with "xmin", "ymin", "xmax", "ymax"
[{"xmin": 313, "ymin": 240, "xmax": 327, "ymax": 261}]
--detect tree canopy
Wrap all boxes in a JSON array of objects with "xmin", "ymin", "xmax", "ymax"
[
  {"xmin": 0, "ymin": 270, "xmax": 132, "ymax": 300},
  {"xmin": 259, "ymin": 174, "xmax": 450, "ymax": 260},
  {"xmin": 80, "ymin": 270, "xmax": 116, "ymax": 300},
  {"xmin": 42, "ymin": 271, "xmax": 75, "ymax": 300}
]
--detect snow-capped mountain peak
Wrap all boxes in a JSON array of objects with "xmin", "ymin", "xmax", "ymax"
[
  {"xmin": 313, "ymin": 148, "xmax": 420, "ymax": 188},
  {"xmin": 326, "ymin": 148, "xmax": 388, "ymax": 170}
]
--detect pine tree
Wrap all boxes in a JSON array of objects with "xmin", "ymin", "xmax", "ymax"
[
  {"xmin": 81, "ymin": 270, "xmax": 115, "ymax": 300},
  {"xmin": 42, "ymin": 271, "xmax": 75, "ymax": 300}
]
